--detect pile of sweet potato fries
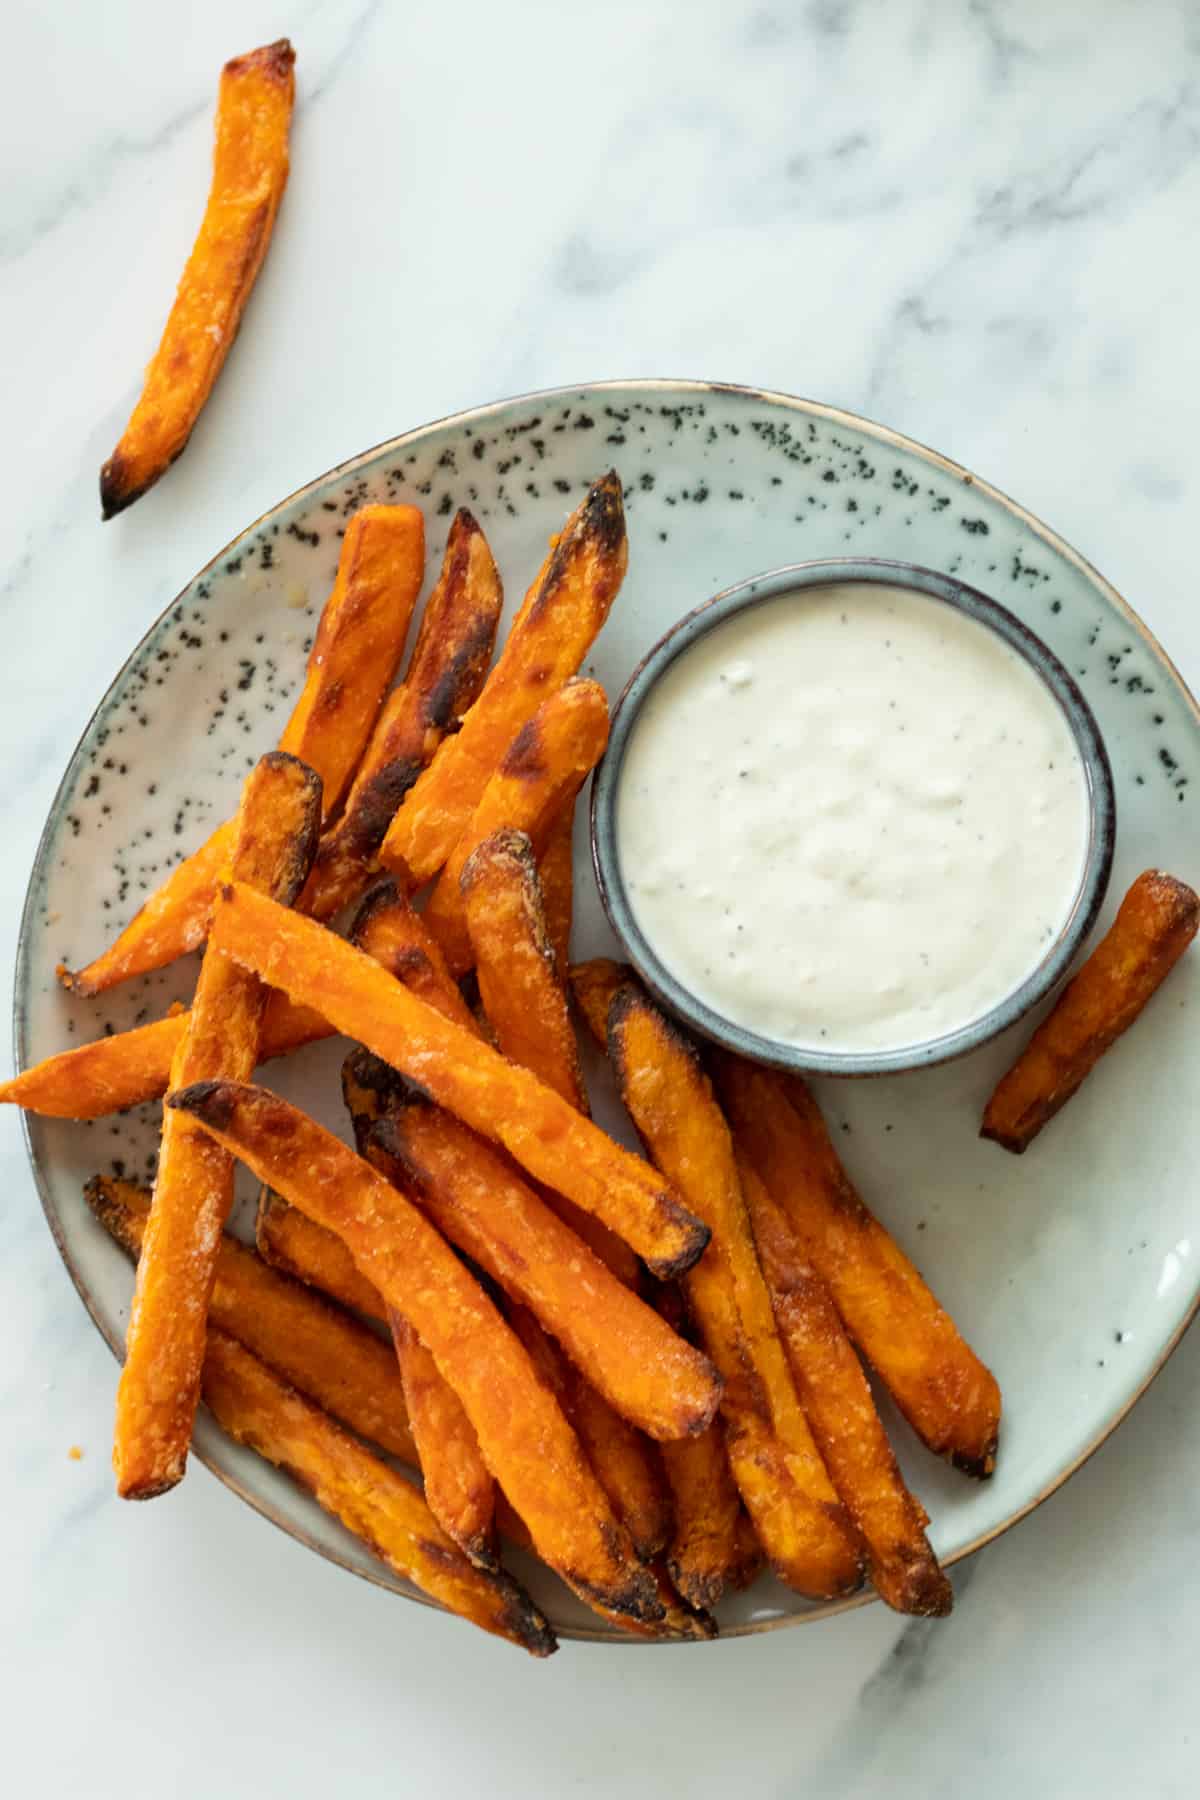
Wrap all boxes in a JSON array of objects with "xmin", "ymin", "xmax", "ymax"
[{"xmin": 11, "ymin": 466, "xmax": 1197, "ymax": 1653}]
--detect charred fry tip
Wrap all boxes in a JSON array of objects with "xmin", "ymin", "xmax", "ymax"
[
  {"xmin": 348, "ymin": 878, "xmax": 409, "ymax": 942},
  {"xmin": 224, "ymin": 37, "xmax": 296, "ymax": 81},
  {"xmin": 99, "ymin": 453, "xmax": 145, "ymax": 520},
  {"xmin": 951, "ymin": 1441, "xmax": 998, "ymax": 1481},
  {"xmin": 82, "ymin": 1174, "xmax": 127, "ymax": 1235},
  {"xmin": 166, "ymin": 1076, "xmax": 239, "ymax": 1129},
  {"xmin": 643, "ymin": 1214, "xmax": 713, "ymax": 1285},
  {"xmin": 340, "ymin": 1046, "xmax": 407, "ymax": 1127},
  {"xmin": 458, "ymin": 826, "xmax": 537, "ymax": 894},
  {"xmin": 895, "ymin": 1560, "xmax": 955, "ymax": 1619}
]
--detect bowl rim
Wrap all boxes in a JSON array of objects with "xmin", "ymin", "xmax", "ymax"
[
  {"xmin": 590, "ymin": 556, "xmax": 1116, "ymax": 1077},
  {"xmin": 17, "ymin": 377, "xmax": 1193, "ymax": 1643}
]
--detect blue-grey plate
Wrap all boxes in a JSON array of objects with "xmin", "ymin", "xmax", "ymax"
[{"xmin": 15, "ymin": 381, "xmax": 1200, "ymax": 1641}]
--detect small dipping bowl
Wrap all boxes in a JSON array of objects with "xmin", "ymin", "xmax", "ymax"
[{"xmin": 591, "ymin": 559, "xmax": 1116, "ymax": 1077}]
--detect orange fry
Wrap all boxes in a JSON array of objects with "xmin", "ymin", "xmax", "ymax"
[
  {"xmin": 607, "ymin": 986, "xmax": 862, "ymax": 1600},
  {"xmin": 201, "ymin": 1330, "xmax": 555, "ymax": 1655},
  {"xmin": 100, "ymin": 42, "xmax": 296, "ymax": 517},
  {"xmin": 168, "ymin": 1079, "xmax": 662, "ymax": 1625},
  {"xmin": 209, "ymin": 882, "xmax": 710, "ymax": 1278},
  {"xmin": 114, "ymin": 753, "xmax": 321, "ymax": 1498},
  {"xmin": 349, "ymin": 882, "xmax": 476, "ymax": 1031},
  {"xmin": 86, "ymin": 1175, "xmax": 416, "ymax": 1466},
  {"xmin": 387, "ymin": 1308, "xmax": 497, "ymax": 1570},
  {"xmin": 570, "ymin": 957, "xmax": 635, "ymax": 1047},
  {"xmin": 538, "ymin": 803, "xmax": 575, "ymax": 977},
  {"xmin": 422, "ymin": 677, "xmax": 609, "ymax": 976},
  {"xmin": 256, "ymin": 1188, "xmax": 384, "ymax": 1321},
  {"xmin": 653, "ymin": 1285, "xmax": 748, "ymax": 1612},
  {"xmin": 359, "ymin": 1076, "xmax": 721, "ymax": 1442},
  {"xmin": 462, "ymin": 829, "xmax": 587, "ymax": 1110},
  {"xmin": 303, "ymin": 508, "xmax": 503, "ymax": 920},
  {"xmin": 982, "ymin": 869, "xmax": 1200, "ymax": 1152},
  {"xmin": 716, "ymin": 1057, "xmax": 1002, "ymax": 1479},
  {"xmin": 61, "ymin": 504, "xmax": 425, "ymax": 996},
  {"xmin": 741, "ymin": 1157, "xmax": 952, "ymax": 1617},
  {"xmin": 380, "ymin": 472, "xmax": 627, "ymax": 885}
]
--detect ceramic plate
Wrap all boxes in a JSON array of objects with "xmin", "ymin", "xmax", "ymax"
[{"xmin": 17, "ymin": 381, "xmax": 1200, "ymax": 1642}]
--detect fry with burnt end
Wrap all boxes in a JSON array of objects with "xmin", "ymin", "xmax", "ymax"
[
  {"xmin": 982, "ymin": 869, "xmax": 1200, "ymax": 1152},
  {"xmin": 380, "ymin": 473, "xmax": 627, "ymax": 884},
  {"xmin": 353, "ymin": 1072, "xmax": 721, "ymax": 1442},
  {"xmin": 570, "ymin": 957, "xmax": 636, "ymax": 1047},
  {"xmin": 86, "ymin": 1175, "xmax": 415, "ymax": 1465},
  {"xmin": 462, "ymin": 829, "xmax": 587, "ymax": 1110},
  {"xmin": 201, "ymin": 1330, "xmax": 555, "ymax": 1655},
  {"xmin": 423, "ymin": 678, "xmax": 610, "ymax": 976},
  {"xmin": 606, "ymin": 985, "xmax": 862, "ymax": 1600},
  {"xmin": 715, "ymin": 1057, "xmax": 1002, "ymax": 1479},
  {"xmin": 339, "ymin": 1048, "xmax": 497, "ymax": 1570},
  {"xmin": 538, "ymin": 803, "xmax": 575, "ymax": 977},
  {"xmin": 349, "ymin": 882, "xmax": 476, "ymax": 1030},
  {"xmin": 302, "ymin": 509, "xmax": 503, "ymax": 920},
  {"xmin": 167, "ymin": 1079, "xmax": 663, "ymax": 1625},
  {"xmin": 653, "ymin": 1284, "xmax": 747, "ymax": 1612},
  {"xmin": 100, "ymin": 42, "xmax": 296, "ymax": 518},
  {"xmin": 739, "ymin": 1156, "xmax": 952, "ymax": 1616},
  {"xmin": 114, "ymin": 754, "xmax": 321, "ymax": 1498},
  {"xmin": 61, "ymin": 505, "xmax": 424, "ymax": 996},
  {"xmin": 208, "ymin": 883, "xmax": 710, "ymax": 1277},
  {"xmin": 387, "ymin": 1308, "xmax": 497, "ymax": 1570},
  {"xmin": 503, "ymin": 1304, "xmax": 670, "ymax": 1564}
]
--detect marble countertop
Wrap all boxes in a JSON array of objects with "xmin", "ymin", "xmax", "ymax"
[{"xmin": 6, "ymin": 3, "xmax": 1200, "ymax": 1794}]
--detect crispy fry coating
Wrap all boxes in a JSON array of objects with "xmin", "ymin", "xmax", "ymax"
[
  {"xmin": 569, "ymin": 958, "xmax": 635, "ymax": 1047},
  {"xmin": 538, "ymin": 803, "xmax": 575, "ymax": 977},
  {"xmin": 86, "ymin": 1175, "xmax": 416, "ymax": 1464},
  {"xmin": 349, "ymin": 883, "xmax": 476, "ymax": 1030},
  {"xmin": 361, "ymin": 1084, "xmax": 721, "ymax": 1442},
  {"xmin": 506, "ymin": 1304, "xmax": 670, "ymax": 1563},
  {"xmin": 387, "ymin": 1307, "xmax": 497, "ymax": 1570},
  {"xmin": 982, "ymin": 869, "xmax": 1200, "ymax": 1152},
  {"xmin": 462, "ymin": 829, "xmax": 587, "ymax": 1110},
  {"xmin": 716, "ymin": 1057, "xmax": 1002, "ymax": 1478},
  {"xmin": 200, "ymin": 1330, "xmax": 556, "ymax": 1655},
  {"xmin": 113, "ymin": 754, "xmax": 321, "ymax": 1498},
  {"xmin": 652, "ymin": 1284, "xmax": 747, "ymax": 1612},
  {"xmin": 380, "ymin": 473, "xmax": 627, "ymax": 884},
  {"xmin": 303, "ymin": 509, "xmax": 503, "ymax": 919},
  {"xmin": 741, "ymin": 1157, "xmax": 952, "ymax": 1616},
  {"xmin": 256, "ymin": 1188, "xmax": 385, "ymax": 1320},
  {"xmin": 423, "ymin": 678, "xmax": 610, "ymax": 976},
  {"xmin": 209, "ymin": 883, "xmax": 710, "ymax": 1277},
  {"xmin": 167, "ymin": 1079, "xmax": 662, "ymax": 1624},
  {"xmin": 607, "ymin": 988, "xmax": 862, "ymax": 1600},
  {"xmin": 61, "ymin": 506, "xmax": 425, "ymax": 996},
  {"xmin": 100, "ymin": 42, "xmax": 296, "ymax": 517}
]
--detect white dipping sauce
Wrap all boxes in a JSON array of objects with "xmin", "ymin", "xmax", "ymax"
[{"xmin": 617, "ymin": 583, "xmax": 1090, "ymax": 1054}]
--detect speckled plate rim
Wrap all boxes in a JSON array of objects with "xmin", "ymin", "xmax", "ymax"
[{"xmin": 16, "ymin": 377, "xmax": 1200, "ymax": 1643}]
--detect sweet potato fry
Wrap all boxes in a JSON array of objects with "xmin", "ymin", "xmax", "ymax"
[
  {"xmin": 652, "ymin": 1284, "xmax": 747, "ymax": 1612},
  {"xmin": 209, "ymin": 883, "xmax": 710, "ymax": 1277},
  {"xmin": 716, "ymin": 1057, "xmax": 1002, "ymax": 1478},
  {"xmin": 423, "ymin": 678, "xmax": 610, "ymax": 976},
  {"xmin": 387, "ymin": 1308, "xmax": 497, "ymax": 1570},
  {"xmin": 61, "ymin": 505, "xmax": 425, "ymax": 996},
  {"xmin": 349, "ymin": 882, "xmax": 476, "ymax": 1031},
  {"xmin": 538, "ymin": 803, "xmax": 575, "ymax": 977},
  {"xmin": 114, "ymin": 754, "xmax": 321, "ymax": 1498},
  {"xmin": 570, "ymin": 957, "xmax": 635, "ymax": 1047},
  {"xmin": 256, "ymin": 1188, "xmax": 384, "ymax": 1320},
  {"xmin": 302, "ymin": 509, "xmax": 503, "ymax": 921},
  {"xmin": 357, "ymin": 1078, "xmax": 721, "ymax": 1441},
  {"xmin": 200, "ymin": 1330, "xmax": 555, "ymax": 1655},
  {"xmin": 86, "ymin": 1175, "xmax": 416, "ymax": 1465},
  {"xmin": 740, "ymin": 1156, "xmax": 952, "ymax": 1616},
  {"xmin": 100, "ymin": 42, "xmax": 296, "ymax": 518},
  {"xmin": 462, "ymin": 829, "xmax": 587, "ymax": 1110},
  {"xmin": 167, "ymin": 1079, "xmax": 662, "ymax": 1624},
  {"xmin": 982, "ymin": 869, "xmax": 1200, "ymax": 1153},
  {"xmin": 7, "ymin": 883, "xmax": 455, "ymax": 1123},
  {"xmin": 505, "ymin": 1304, "xmax": 669, "ymax": 1563},
  {"xmin": 380, "ymin": 472, "xmax": 627, "ymax": 884},
  {"xmin": 607, "ymin": 987, "xmax": 862, "ymax": 1600}
]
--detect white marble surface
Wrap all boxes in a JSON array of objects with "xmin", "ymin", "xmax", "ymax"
[{"xmin": 5, "ymin": 2, "xmax": 1200, "ymax": 1793}]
